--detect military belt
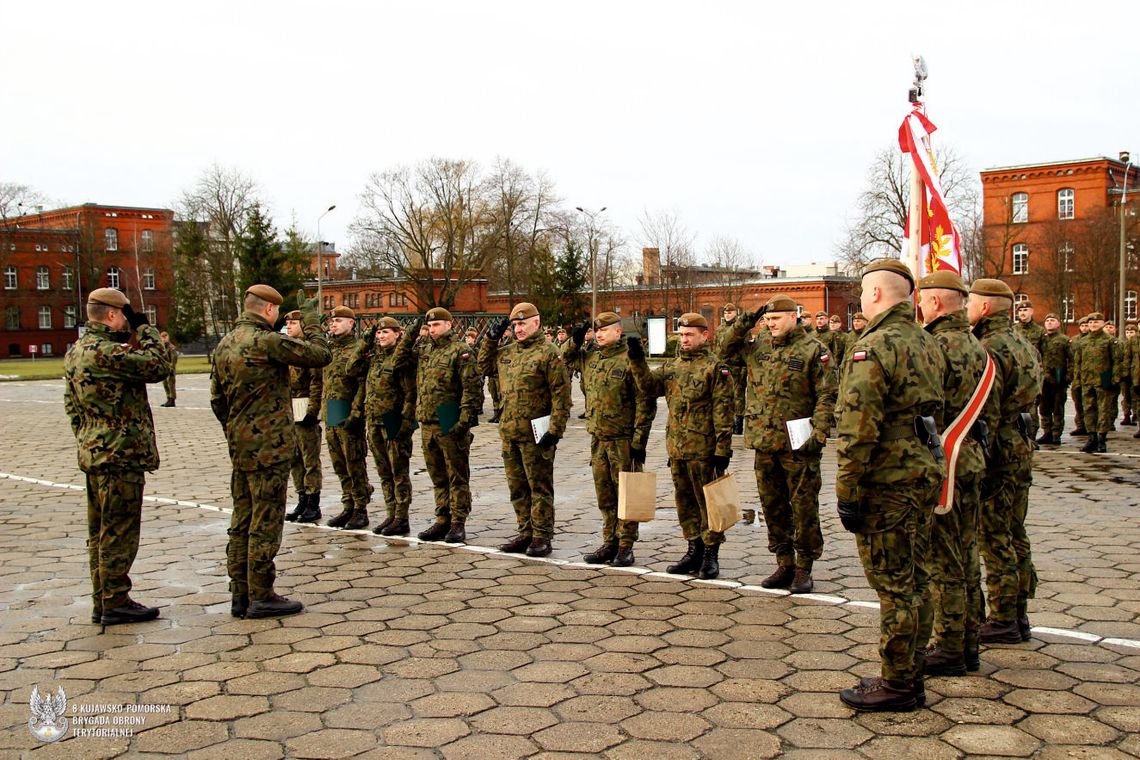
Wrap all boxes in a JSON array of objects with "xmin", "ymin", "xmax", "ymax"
[{"xmin": 879, "ymin": 424, "xmax": 915, "ymax": 441}]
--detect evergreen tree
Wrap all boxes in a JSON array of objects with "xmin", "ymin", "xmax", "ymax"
[
  {"xmin": 169, "ymin": 220, "xmax": 209, "ymax": 345},
  {"xmin": 236, "ymin": 204, "xmax": 305, "ymax": 310},
  {"xmin": 554, "ymin": 238, "xmax": 587, "ymax": 324}
]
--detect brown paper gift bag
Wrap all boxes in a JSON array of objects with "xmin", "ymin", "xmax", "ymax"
[
  {"xmin": 703, "ymin": 473, "xmax": 741, "ymax": 533},
  {"xmin": 618, "ymin": 471, "xmax": 657, "ymax": 522}
]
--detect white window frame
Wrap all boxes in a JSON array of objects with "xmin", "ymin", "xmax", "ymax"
[
  {"xmin": 107, "ymin": 267, "xmax": 121, "ymax": 289},
  {"xmin": 104, "ymin": 228, "xmax": 118, "ymax": 251},
  {"xmin": 1057, "ymin": 188, "xmax": 1074, "ymax": 220},
  {"xmin": 40, "ymin": 343, "xmax": 52, "ymax": 356},
  {"xmin": 61, "ymin": 267, "xmax": 74, "ymax": 290},
  {"xmin": 1059, "ymin": 242, "xmax": 1074, "ymax": 272},
  {"xmin": 143, "ymin": 268, "xmax": 156, "ymax": 290},
  {"xmin": 5, "ymin": 305, "xmax": 19, "ymax": 329},
  {"xmin": 1012, "ymin": 243, "xmax": 1029, "ymax": 274},
  {"xmin": 38, "ymin": 306, "xmax": 52, "ymax": 329},
  {"xmin": 3, "ymin": 266, "xmax": 16, "ymax": 290},
  {"xmin": 64, "ymin": 305, "xmax": 77, "ymax": 329},
  {"xmin": 145, "ymin": 305, "xmax": 157, "ymax": 325},
  {"xmin": 1127, "ymin": 290, "xmax": 1138, "ymax": 321},
  {"xmin": 36, "ymin": 266, "xmax": 49, "ymax": 290},
  {"xmin": 1011, "ymin": 192, "xmax": 1029, "ymax": 224},
  {"xmin": 1062, "ymin": 296, "xmax": 1075, "ymax": 323},
  {"xmin": 141, "ymin": 229, "xmax": 154, "ymax": 252}
]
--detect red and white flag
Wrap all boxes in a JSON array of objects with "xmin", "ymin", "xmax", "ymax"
[{"xmin": 899, "ymin": 106, "xmax": 962, "ymax": 277}]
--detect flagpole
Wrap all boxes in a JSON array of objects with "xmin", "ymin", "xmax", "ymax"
[{"xmin": 907, "ymin": 56, "xmax": 927, "ymax": 302}]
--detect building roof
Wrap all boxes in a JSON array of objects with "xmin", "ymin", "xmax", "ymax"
[{"xmin": 982, "ymin": 156, "xmax": 1129, "ymax": 173}]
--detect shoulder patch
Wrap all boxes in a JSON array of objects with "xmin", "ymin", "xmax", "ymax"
[
  {"xmin": 460, "ymin": 352, "xmax": 471, "ymax": 360},
  {"xmin": 851, "ymin": 350, "xmax": 867, "ymax": 362},
  {"xmin": 720, "ymin": 368, "xmax": 731, "ymax": 376},
  {"xmin": 820, "ymin": 353, "xmax": 830, "ymax": 363}
]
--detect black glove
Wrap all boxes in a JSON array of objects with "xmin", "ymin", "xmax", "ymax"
[
  {"xmin": 121, "ymin": 304, "xmax": 149, "ymax": 330},
  {"xmin": 487, "ymin": 317, "xmax": 510, "ymax": 342},
  {"xmin": 398, "ymin": 419, "xmax": 417, "ymax": 439},
  {"xmin": 297, "ymin": 412, "xmax": 318, "ymax": 427},
  {"xmin": 627, "ymin": 336, "xmax": 645, "ymax": 361},
  {"xmin": 711, "ymin": 453, "xmax": 731, "ymax": 475},
  {"xmin": 572, "ymin": 323, "xmax": 588, "ymax": 347},
  {"xmin": 366, "ymin": 323, "xmax": 379, "ymax": 344},
  {"xmin": 448, "ymin": 415, "xmax": 472, "ymax": 439},
  {"xmin": 837, "ymin": 499, "xmax": 864, "ymax": 533},
  {"xmin": 800, "ymin": 429, "xmax": 825, "ymax": 454},
  {"xmin": 630, "ymin": 447, "xmax": 646, "ymax": 465},
  {"xmin": 344, "ymin": 416, "xmax": 364, "ymax": 434},
  {"xmin": 537, "ymin": 432, "xmax": 560, "ymax": 448},
  {"xmin": 741, "ymin": 304, "xmax": 768, "ymax": 329}
]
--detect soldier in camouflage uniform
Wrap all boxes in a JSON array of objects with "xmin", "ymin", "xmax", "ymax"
[
  {"xmin": 915, "ymin": 271, "xmax": 990, "ymax": 676},
  {"xmin": 564, "ymin": 312, "xmax": 656, "ymax": 567},
  {"xmin": 1106, "ymin": 323, "xmax": 1124, "ymax": 428},
  {"xmin": 828, "ymin": 314, "xmax": 848, "ymax": 364},
  {"xmin": 65, "ymin": 288, "xmax": 172, "ymax": 626},
  {"xmin": 835, "ymin": 259, "xmax": 945, "ymax": 712},
  {"xmin": 211, "ymin": 285, "xmax": 331, "ymax": 619},
  {"xmin": 159, "ymin": 331, "xmax": 178, "ymax": 407},
  {"xmin": 629, "ymin": 313, "xmax": 735, "ymax": 580},
  {"xmin": 322, "ymin": 306, "xmax": 372, "ymax": 530},
  {"xmin": 720, "ymin": 295, "xmax": 836, "ymax": 594},
  {"xmin": 968, "ymin": 279, "xmax": 1041, "ymax": 644},
  {"xmin": 1035, "ymin": 313, "xmax": 1071, "ymax": 446},
  {"xmin": 283, "ymin": 311, "xmax": 325, "ymax": 524},
  {"xmin": 714, "ymin": 303, "xmax": 747, "ymax": 435},
  {"xmin": 1070, "ymin": 317, "xmax": 1090, "ymax": 435},
  {"xmin": 1122, "ymin": 322, "xmax": 1137, "ymax": 426},
  {"xmin": 394, "ymin": 307, "xmax": 482, "ymax": 543},
  {"xmin": 480, "ymin": 303, "xmax": 572, "ymax": 557},
  {"xmin": 1014, "ymin": 302, "xmax": 1045, "ymax": 442},
  {"xmin": 346, "ymin": 317, "xmax": 417, "ymax": 536},
  {"xmin": 1074, "ymin": 312, "xmax": 1120, "ymax": 453}
]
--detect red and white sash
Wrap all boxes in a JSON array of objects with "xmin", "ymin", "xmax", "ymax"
[{"xmin": 936, "ymin": 353, "xmax": 996, "ymax": 514}]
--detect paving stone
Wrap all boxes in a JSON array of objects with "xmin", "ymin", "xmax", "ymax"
[
  {"xmin": 620, "ymin": 710, "xmax": 710, "ymax": 741},
  {"xmin": 533, "ymin": 722, "xmax": 625, "ymax": 752},
  {"xmin": 382, "ymin": 718, "xmax": 471, "ymax": 748},
  {"xmin": 942, "ymin": 725, "xmax": 1042, "ymax": 757},
  {"xmin": 1017, "ymin": 714, "xmax": 1121, "ymax": 745},
  {"xmin": 776, "ymin": 717, "xmax": 873, "ymax": 749},
  {"xmin": 186, "ymin": 738, "xmax": 284, "ymax": 760},
  {"xmin": 440, "ymin": 734, "xmax": 539, "ymax": 760},
  {"xmin": 132, "ymin": 720, "xmax": 230, "ymax": 754},
  {"xmin": 471, "ymin": 706, "xmax": 559, "ymax": 735},
  {"xmin": 184, "ymin": 694, "xmax": 270, "ymax": 721},
  {"xmin": 285, "ymin": 729, "xmax": 378, "ymax": 758},
  {"xmin": 322, "ymin": 701, "xmax": 411, "ymax": 729},
  {"xmin": 606, "ymin": 739, "xmax": 703, "ymax": 760},
  {"xmin": 691, "ymin": 728, "xmax": 783, "ymax": 759},
  {"xmin": 859, "ymin": 736, "xmax": 962, "ymax": 760},
  {"xmin": 409, "ymin": 692, "xmax": 495, "ymax": 718},
  {"xmin": 931, "ymin": 697, "xmax": 1026, "ymax": 724},
  {"xmin": 555, "ymin": 695, "xmax": 640, "ymax": 723},
  {"xmin": 1002, "ymin": 688, "xmax": 1098, "ymax": 714},
  {"xmin": 232, "ymin": 710, "xmax": 323, "ymax": 740}
]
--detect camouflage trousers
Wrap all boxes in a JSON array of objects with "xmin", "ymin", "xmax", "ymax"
[
  {"xmin": 503, "ymin": 437, "xmax": 557, "ymax": 539},
  {"xmin": 1039, "ymin": 382, "xmax": 1068, "ymax": 437},
  {"xmin": 590, "ymin": 437, "xmax": 640, "ymax": 546},
  {"xmin": 1082, "ymin": 386, "xmax": 1117, "ymax": 434},
  {"xmin": 290, "ymin": 422, "xmax": 322, "ymax": 495},
  {"xmin": 487, "ymin": 376, "xmax": 502, "ymax": 416},
  {"xmin": 227, "ymin": 464, "xmax": 289, "ymax": 600},
  {"xmin": 161, "ymin": 374, "xmax": 176, "ymax": 402},
  {"xmin": 368, "ymin": 423, "xmax": 413, "ymax": 519},
  {"xmin": 1122, "ymin": 381, "xmax": 1133, "ymax": 419},
  {"xmin": 731, "ymin": 366, "xmax": 746, "ymax": 416},
  {"xmin": 326, "ymin": 426, "xmax": 371, "ymax": 510},
  {"xmin": 422, "ymin": 424, "xmax": 472, "ymax": 521},
  {"xmin": 669, "ymin": 458, "xmax": 725, "ymax": 546},
  {"xmin": 85, "ymin": 469, "xmax": 145, "ymax": 613},
  {"xmin": 1071, "ymin": 384, "xmax": 1084, "ymax": 429},
  {"xmin": 753, "ymin": 449, "xmax": 823, "ymax": 570},
  {"xmin": 854, "ymin": 484, "xmax": 935, "ymax": 682},
  {"xmin": 919, "ymin": 471, "xmax": 983, "ymax": 655},
  {"xmin": 979, "ymin": 461, "xmax": 1037, "ymax": 622}
]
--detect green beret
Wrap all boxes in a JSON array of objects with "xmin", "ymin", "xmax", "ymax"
[
  {"xmin": 245, "ymin": 284, "xmax": 283, "ymax": 305},
  {"xmin": 917, "ymin": 270, "xmax": 968, "ymax": 295},
  {"xmin": 1087, "ymin": 311, "xmax": 1105, "ymax": 321},
  {"xmin": 677, "ymin": 312, "xmax": 707, "ymax": 329},
  {"xmin": 284, "ymin": 310, "xmax": 302, "ymax": 321},
  {"xmin": 88, "ymin": 287, "xmax": 130, "ymax": 308},
  {"xmin": 330, "ymin": 306, "xmax": 355, "ymax": 319},
  {"xmin": 722, "ymin": 303, "xmax": 737, "ymax": 312},
  {"xmin": 969, "ymin": 278, "xmax": 1015, "ymax": 300},
  {"xmin": 376, "ymin": 316, "xmax": 402, "ymax": 330},
  {"xmin": 1016, "ymin": 301, "xmax": 1033, "ymax": 310},
  {"xmin": 852, "ymin": 312, "xmax": 866, "ymax": 321},
  {"xmin": 764, "ymin": 294, "xmax": 798, "ymax": 313},
  {"xmin": 509, "ymin": 302, "xmax": 539, "ymax": 321},
  {"xmin": 814, "ymin": 310, "xmax": 827, "ymax": 317},
  {"xmin": 425, "ymin": 307, "xmax": 452, "ymax": 322},
  {"xmin": 1044, "ymin": 313, "xmax": 1059, "ymax": 321},
  {"xmin": 594, "ymin": 311, "xmax": 621, "ymax": 329},
  {"xmin": 862, "ymin": 258, "xmax": 915, "ymax": 289},
  {"xmin": 1078, "ymin": 316, "xmax": 1089, "ymax": 325}
]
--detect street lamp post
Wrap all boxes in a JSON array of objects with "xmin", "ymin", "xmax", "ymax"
[
  {"xmin": 575, "ymin": 206, "xmax": 606, "ymax": 321},
  {"xmin": 316, "ymin": 205, "xmax": 336, "ymax": 307},
  {"xmin": 1118, "ymin": 153, "xmax": 1133, "ymax": 334}
]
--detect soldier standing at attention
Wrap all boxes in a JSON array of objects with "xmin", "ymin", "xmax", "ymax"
[
  {"xmin": 65, "ymin": 288, "xmax": 172, "ymax": 625},
  {"xmin": 969, "ymin": 279, "xmax": 1041, "ymax": 644},
  {"xmin": 480, "ymin": 303, "xmax": 572, "ymax": 557},
  {"xmin": 715, "ymin": 303, "xmax": 747, "ymax": 435},
  {"xmin": 629, "ymin": 313, "xmax": 735, "ymax": 580},
  {"xmin": 1105, "ymin": 322, "xmax": 1124, "ymax": 428},
  {"xmin": 1070, "ymin": 317, "xmax": 1090, "ymax": 436},
  {"xmin": 211, "ymin": 285, "xmax": 331, "ymax": 619},
  {"xmin": 564, "ymin": 312, "xmax": 656, "ymax": 567},
  {"xmin": 283, "ymin": 310, "xmax": 324, "ymax": 524},
  {"xmin": 720, "ymin": 295, "xmax": 836, "ymax": 594},
  {"xmin": 834, "ymin": 259, "xmax": 945, "ymax": 712},
  {"xmin": 1122, "ymin": 322, "xmax": 1137, "ymax": 426},
  {"xmin": 1075, "ymin": 312, "xmax": 1120, "ymax": 454},
  {"xmin": 915, "ymin": 271, "xmax": 990, "ymax": 677},
  {"xmin": 828, "ymin": 314, "xmax": 848, "ymax": 364},
  {"xmin": 159, "ymin": 331, "xmax": 178, "ymax": 407},
  {"xmin": 323, "ymin": 306, "xmax": 372, "ymax": 530},
  {"xmin": 1013, "ymin": 302, "xmax": 1045, "ymax": 442},
  {"xmin": 347, "ymin": 317, "xmax": 417, "ymax": 536},
  {"xmin": 394, "ymin": 307, "xmax": 482, "ymax": 543},
  {"xmin": 1035, "ymin": 313, "xmax": 1071, "ymax": 446}
]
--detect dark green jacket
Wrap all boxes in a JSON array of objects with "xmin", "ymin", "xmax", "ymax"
[{"xmin": 564, "ymin": 337, "xmax": 654, "ymax": 446}]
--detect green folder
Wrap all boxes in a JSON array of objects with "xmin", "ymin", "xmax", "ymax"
[
  {"xmin": 437, "ymin": 402, "xmax": 461, "ymax": 434},
  {"xmin": 326, "ymin": 399, "xmax": 351, "ymax": 428},
  {"xmin": 381, "ymin": 410, "xmax": 403, "ymax": 438}
]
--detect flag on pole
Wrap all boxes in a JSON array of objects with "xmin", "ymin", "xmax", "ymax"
[{"xmin": 899, "ymin": 106, "xmax": 962, "ymax": 277}]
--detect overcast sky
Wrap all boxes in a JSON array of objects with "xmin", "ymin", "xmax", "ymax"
[{"xmin": 4, "ymin": 0, "xmax": 1137, "ymax": 267}]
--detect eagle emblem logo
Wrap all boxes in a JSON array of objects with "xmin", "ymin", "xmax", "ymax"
[{"xmin": 28, "ymin": 686, "xmax": 69, "ymax": 743}]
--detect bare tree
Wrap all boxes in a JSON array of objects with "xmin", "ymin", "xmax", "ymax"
[
  {"xmin": 705, "ymin": 235, "xmax": 757, "ymax": 305},
  {"xmin": 0, "ymin": 182, "xmax": 51, "ymax": 265},
  {"xmin": 482, "ymin": 158, "xmax": 560, "ymax": 301},
  {"xmin": 639, "ymin": 209, "xmax": 696, "ymax": 320}
]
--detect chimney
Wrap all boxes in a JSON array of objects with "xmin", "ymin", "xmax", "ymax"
[{"xmin": 642, "ymin": 247, "xmax": 661, "ymax": 286}]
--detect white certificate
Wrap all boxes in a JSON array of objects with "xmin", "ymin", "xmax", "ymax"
[
  {"xmin": 292, "ymin": 398, "xmax": 309, "ymax": 420},
  {"xmin": 785, "ymin": 417, "xmax": 814, "ymax": 450},
  {"xmin": 530, "ymin": 415, "xmax": 551, "ymax": 444}
]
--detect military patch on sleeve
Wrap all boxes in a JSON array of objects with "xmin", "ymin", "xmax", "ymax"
[
  {"xmin": 820, "ymin": 353, "xmax": 830, "ymax": 363},
  {"xmin": 787, "ymin": 358, "xmax": 804, "ymax": 372},
  {"xmin": 720, "ymin": 368, "xmax": 731, "ymax": 377},
  {"xmin": 461, "ymin": 352, "xmax": 471, "ymax": 360},
  {"xmin": 851, "ymin": 350, "xmax": 868, "ymax": 361}
]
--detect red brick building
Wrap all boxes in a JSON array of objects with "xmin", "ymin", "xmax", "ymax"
[
  {"xmin": 981, "ymin": 156, "xmax": 1139, "ymax": 331},
  {"xmin": 0, "ymin": 204, "xmax": 175, "ymax": 357}
]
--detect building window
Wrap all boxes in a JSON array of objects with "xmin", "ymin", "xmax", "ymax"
[
  {"xmin": 671, "ymin": 309, "xmax": 682, "ymax": 332},
  {"xmin": 1127, "ymin": 290, "xmax": 1138, "ymax": 321},
  {"xmin": 1059, "ymin": 242, "xmax": 1074, "ymax": 272},
  {"xmin": 323, "ymin": 295, "xmax": 334, "ymax": 310},
  {"xmin": 1014, "ymin": 293, "xmax": 1030, "ymax": 308},
  {"xmin": 1011, "ymin": 192, "xmax": 1028, "ymax": 224},
  {"xmin": 4, "ymin": 306, "xmax": 18, "ymax": 329},
  {"xmin": 342, "ymin": 293, "xmax": 358, "ymax": 308},
  {"xmin": 1057, "ymin": 188, "xmax": 1074, "ymax": 220},
  {"xmin": 38, "ymin": 306, "xmax": 52, "ymax": 329},
  {"xmin": 1062, "ymin": 296, "xmax": 1075, "ymax": 323},
  {"xmin": 4, "ymin": 266, "xmax": 16, "ymax": 290},
  {"xmin": 388, "ymin": 292, "xmax": 407, "ymax": 307},
  {"xmin": 1012, "ymin": 243, "xmax": 1029, "ymax": 274},
  {"xmin": 107, "ymin": 266, "xmax": 121, "ymax": 289},
  {"xmin": 143, "ymin": 268, "xmax": 156, "ymax": 290},
  {"xmin": 104, "ymin": 228, "xmax": 118, "ymax": 251},
  {"xmin": 40, "ymin": 343, "xmax": 53, "ymax": 356},
  {"xmin": 64, "ymin": 305, "xmax": 77, "ymax": 328},
  {"xmin": 141, "ymin": 230, "xmax": 154, "ymax": 252},
  {"xmin": 145, "ymin": 305, "xmax": 157, "ymax": 325},
  {"xmin": 36, "ymin": 266, "xmax": 50, "ymax": 290},
  {"xmin": 61, "ymin": 267, "xmax": 74, "ymax": 290}
]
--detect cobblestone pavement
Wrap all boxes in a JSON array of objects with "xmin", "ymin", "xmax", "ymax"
[{"xmin": 1, "ymin": 377, "xmax": 1138, "ymax": 758}]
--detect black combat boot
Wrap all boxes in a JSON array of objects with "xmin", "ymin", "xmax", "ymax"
[
  {"xmin": 444, "ymin": 520, "xmax": 466, "ymax": 543},
  {"xmin": 246, "ymin": 593, "xmax": 303, "ymax": 619},
  {"xmin": 964, "ymin": 646, "xmax": 980, "ymax": 672},
  {"xmin": 327, "ymin": 505, "xmax": 354, "ymax": 528},
  {"xmin": 418, "ymin": 519, "xmax": 451, "ymax": 541},
  {"xmin": 382, "ymin": 517, "xmax": 410, "ymax": 536},
  {"xmin": 789, "ymin": 568, "xmax": 814, "ymax": 594},
  {"xmin": 979, "ymin": 617, "xmax": 1022, "ymax": 644},
  {"xmin": 101, "ymin": 599, "xmax": 160, "ymax": 626},
  {"xmin": 488, "ymin": 411, "xmax": 501, "ymax": 423},
  {"xmin": 667, "ymin": 540, "xmax": 705, "ymax": 575},
  {"xmin": 1096, "ymin": 432, "xmax": 1107, "ymax": 453},
  {"xmin": 231, "ymin": 593, "xmax": 249, "ymax": 619},
  {"xmin": 1017, "ymin": 602, "xmax": 1031, "ymax": 642},
  {"xmin": 296, "ymin": 493, "xmax": 322, "ymax": 523},
  {"xmin": 698, "ymin": 543, "xmax": 720, "ymax": 580},
  {"xmin": 841, "ymin": 677, "xmax": 917, "ymax": 712},
  {"xmin": 583, "ymin": 541, "xmax": 618, "ymax": 564},
  {"xmin": 760, "ymin": 565, "xmax": 795, "ymax": 589},
  {"xmin": 373, "ymin": 515, "xmax": 395, "ymax": 535},
  {"xmin": 499, "ymin": 534, "xmax": 531, "ymax": 553},
  {"xmin": 526, "ymin": 538, "xmax": 553, "ymax": 557},
  {"xmin": 733, "ymin": 415, "xmax": 744, "ymax": 435},
  {"xmin": 1080, "ymin": 434, "xmax": 1098, "ymax": 453},
  {"xmin": 286, "ymin": 494, "xmax": 306, "ymax": 522},
  {"xmin": 923, "ymin": 646, "xmax": 967, "ymax": 676},
  {"xmin": 345, "ymin": 508, "xmax": 369, "ymax": 530},
  {"xmin": 1071, "ymin": 426, "xmax": 1088, "ymax": 436},
  {"xmin": 1035, "ymin": 432, "xmax": 1055, "ymax": 445},
  {"xmin": 610, "ymin": 544, "xmax": 635, "ymax": 567}
]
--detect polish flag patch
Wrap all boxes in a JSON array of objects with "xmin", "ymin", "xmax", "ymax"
[
  {"xmin": 820, "ymin": 353, "xmax": 830, "ymax": 363},
  {"xmin": 851, "ymin": 350, "xmax": 867, "ymax": 361}
]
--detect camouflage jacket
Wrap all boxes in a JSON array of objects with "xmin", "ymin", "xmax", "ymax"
[
  {"xmin": 813, "ymin": 325, "xmax": 844, "ymax": 362},
  {"xmin": 210, "ymin": 312, "xmax": 331, "ymax": 470},
  {"xmin": 1040, "ymin": 331, "xmax": 1072, "ymax": 386},
  {"xmin": 1129, "ymin": 335, "xmax": 1140, "ymax": 386},
  {"xmin": 347, "ymin": 341, "xmax": 417, "ymax": 425},
  {"xmin": 629, "ymin": 344, "xmax": 734, "ymax": 461},
  {"xmin": 1070, "ymin": 333, "xmax": 1086, "ymax": 388},
  {"xmin": 564, "ymin": 337, "xmax": 655, "ymax": 446},
  {"xmin": 925, "ymin": 310, "xmax": 987, "ymax": 479},
  {"xmin": 835, "ymin": 301, "xmax": 946, "ymax": 503},
  {"xmin": 1014, "ymin": 320, "xmax": 1045, "ymax": 358},
  {"xmin": 713, "ymin": 321, "xmax": 745, "ymax": 369},
  {"xmin": 63, "ymin": 322, "xmax": 172, "ymax": 473},
  {"xmin": 322, "ymin": 333, "xmax": 366, "ymax": 427},
  {"xmin": 828, "ymin": 330, "xmax": 848, "ymax": 364},
  {"xmin": 1072, "ymin": 330, "xmax": 1118, "ymax": 390},
  {"xmin": 288, "ymin": 364, "xmax": 322, "ymax": 421},
  {"xmin": 480, "ymin": 331, "xmax": 571, "ymax": 442},
  {"xmin": 395, "ymin": 329, "xmax": 481, "ymax": 428},
  {"xmin": 973, "ymin": 312, "xmax": 1041, "ymax": 469},
  {"xmin": 1113, "ymin": 338, "xmax": 1127, "ymax": 385},
  {"xmin": 720, "ymin": 322, "xmax": 836, "ymax": 453}
]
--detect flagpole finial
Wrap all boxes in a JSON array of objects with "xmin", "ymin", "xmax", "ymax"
[{"xmin": 909, "ymin": 55, "xmax": 927, "ymax": 104}]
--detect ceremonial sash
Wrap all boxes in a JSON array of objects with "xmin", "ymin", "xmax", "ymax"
[{"xmin": 936, "ymin": 352, "xmax": 996, "ymax": 514}]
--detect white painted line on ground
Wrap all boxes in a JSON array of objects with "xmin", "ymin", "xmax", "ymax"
[{"xmin": 4, "ymin": 469, "xmax": 1138, "ymax": 652}]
